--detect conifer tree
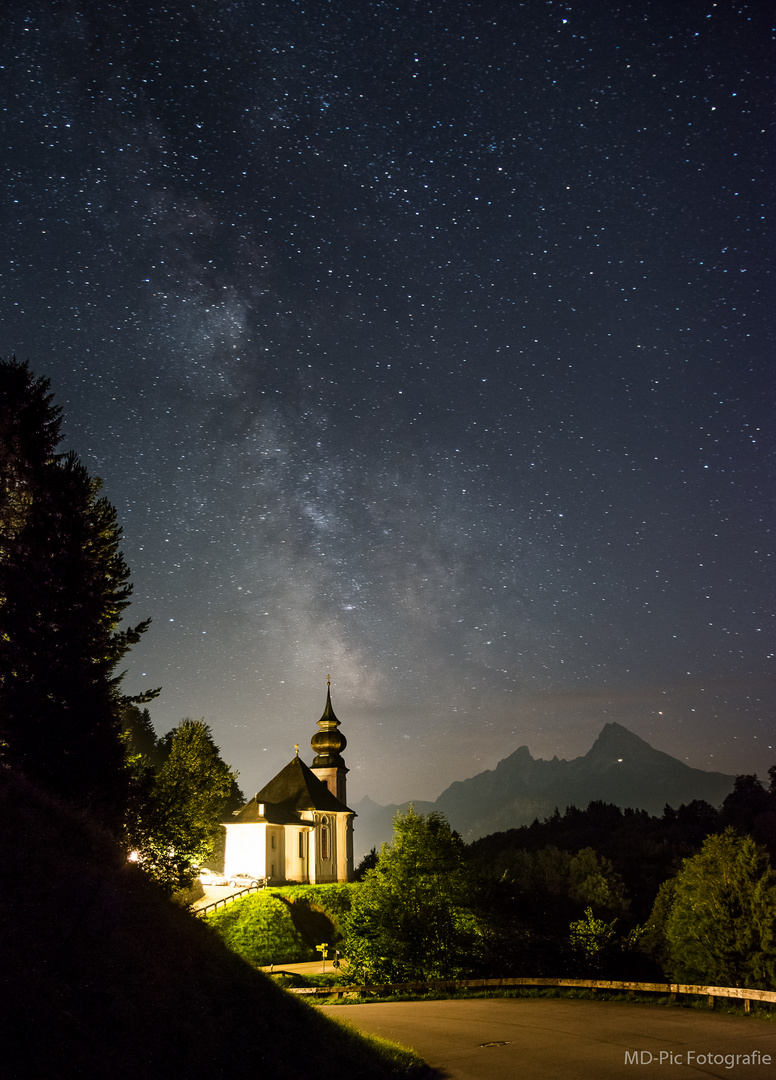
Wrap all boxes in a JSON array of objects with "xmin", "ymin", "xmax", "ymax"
[{"xmin": 0, "ymin": 358, "xmax": 156, "ymax": 827}]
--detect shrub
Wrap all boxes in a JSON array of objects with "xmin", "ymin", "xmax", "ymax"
[
  {"xmin": 206, "ymin": 892, "xmax": 313, "ymax": 965},
  {"xmin": 647, "ymin": 829, "xmax": 776, "ymax": 989}
]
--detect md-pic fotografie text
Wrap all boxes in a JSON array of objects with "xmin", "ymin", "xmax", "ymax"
[{"xmin": 626, "ymin": 1050, "xmax": 771, "ymax": 1068}]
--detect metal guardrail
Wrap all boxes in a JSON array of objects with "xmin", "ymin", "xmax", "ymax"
[
  {"xmin": 195, "ymin": 884, "xmax": 264, "ymax": 917},
  {"xmin": 285, "ymin": 976, "xmax": 776, "ymax": 1012}
]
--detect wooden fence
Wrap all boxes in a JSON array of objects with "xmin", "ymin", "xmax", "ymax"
[{"xmin": 284, "ymin": 975, "xmax": 776, "ymax": 1011}]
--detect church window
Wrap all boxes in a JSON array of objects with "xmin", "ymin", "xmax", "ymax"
[
  {"xmin": 298, "ymin": 832, "xmax": 304, "ymax": 859},
  {"xmin": 321, "ymin": 823, "xmax": 330, "ymax": 861}
]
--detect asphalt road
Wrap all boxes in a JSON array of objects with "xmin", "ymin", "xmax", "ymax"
[{"xmin": 320, "ymin": 998, "xmax": 776, "ymax": 1080}]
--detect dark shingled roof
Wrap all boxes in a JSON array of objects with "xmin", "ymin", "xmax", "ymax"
[
  {"xmin": 228, "ymin": 799, "xmax": 299, "ymax": 825},
  {"xmin": 229, "ymin": 756, "xmax": 354, "ymax": 824}
]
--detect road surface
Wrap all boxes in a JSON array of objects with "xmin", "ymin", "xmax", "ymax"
[{"xmin": 321, "ymin": 997, "xmax": 776, "ymax": 1080}]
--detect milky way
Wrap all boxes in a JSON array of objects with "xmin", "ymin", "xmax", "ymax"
[{"xmin": 1, "ymin": 1, "xmax": 773, "ymax": 803}]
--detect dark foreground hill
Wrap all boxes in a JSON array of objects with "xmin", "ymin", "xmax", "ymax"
[
  {"xmin": 0, "ymin": 769, "xmax": 428, "ymax": 1080},
  {"xmin": 353, "ymin": 723, "xmax": 736, "ymax": 856}
]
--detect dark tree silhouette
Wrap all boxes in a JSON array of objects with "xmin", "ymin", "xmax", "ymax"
[
  {"xmin": 0, "ymin": 358, "xmax": 157, "ymax": 828},
  {"xmin": 721, "ymin": 773, "xmax": 776, "ymax": 861}
]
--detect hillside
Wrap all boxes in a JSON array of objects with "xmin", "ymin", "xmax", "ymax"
[
  {"xmin": 353, "ymin": 723, "xmax": 736, "ymax": 856},
  {"xmin": 0, "ymin": 769, "xmax": 427, "ymax": 1079}
]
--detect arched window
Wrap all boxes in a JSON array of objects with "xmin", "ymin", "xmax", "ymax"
[{"xmin": 320, "ymin": 817, "xmax": 330, "ymax": 861}]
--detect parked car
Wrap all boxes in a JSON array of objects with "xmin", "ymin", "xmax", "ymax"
[
  {"xmin": 197, "ymin": 868, "xmax": 229, "ymax": 886},
  {"xmin": 228, "ymin": 873, "xmax": 265, "ymax": 890}
]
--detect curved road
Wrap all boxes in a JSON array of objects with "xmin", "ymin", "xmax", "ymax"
[{"xmin": 321, "ymin": 998, "xmax": 776, "ymax": 1080}]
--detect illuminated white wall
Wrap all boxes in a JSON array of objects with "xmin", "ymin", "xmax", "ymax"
[
  {"xmin": 224, "ymin": 814, "xmax": 354, "ymax": 884},
  {"xmin": 224, "ymin": 823, "xmax": 265, "ymax": 879}
]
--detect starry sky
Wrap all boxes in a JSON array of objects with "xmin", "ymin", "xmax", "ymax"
[{"xmin": 2, "ymin": 0, "xmax": 773, "ymax": 806}]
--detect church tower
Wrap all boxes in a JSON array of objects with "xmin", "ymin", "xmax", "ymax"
[{"xmin": 309, "ymin": 677, "xmax": 348, "ymax": 805}]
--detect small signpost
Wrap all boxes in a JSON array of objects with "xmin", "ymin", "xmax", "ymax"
[{"xmin": 316, "ymin": 942, "xmax": 328, "ymax": 973}]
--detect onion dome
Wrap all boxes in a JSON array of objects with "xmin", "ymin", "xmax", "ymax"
[{"xmin": 311, "ymin": 679, "xmax": 347, "ymax": 767}]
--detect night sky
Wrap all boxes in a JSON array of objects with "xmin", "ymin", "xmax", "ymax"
[{"xmin": 2, "ymin": 1, "xmax": 773, "ymax": 806}]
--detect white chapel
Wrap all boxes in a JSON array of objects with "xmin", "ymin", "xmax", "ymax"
[{"xmin": 223, "ymin": 682, "xmax": 355, "ymax": 884}]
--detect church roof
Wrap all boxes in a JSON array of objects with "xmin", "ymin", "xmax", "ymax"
[
  {"xmin": 228, "ymin": 798, "xmax": 299, "ymax": 825},
  {"xmin": 229, "ymin": 755, "xmax": 354, "ymax": 824}
]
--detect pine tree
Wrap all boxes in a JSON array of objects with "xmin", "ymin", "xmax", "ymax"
[
  {"xmin": 0, "ymin": 357, "xmax": 61, "ymax": 548},
  {"xmin": 0, "ymin": 358, "xmax": 156, "ymax": 827}
]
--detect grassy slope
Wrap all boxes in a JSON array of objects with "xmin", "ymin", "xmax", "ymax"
[
  {"xmin": 0, "ymin": 770, "xmax": 428, "ymax": 1079},
  {"xmin": 206, "ymin": 881, "xmax": 358, "ymax": 965},
  {"xmin": 206, "ymin": 890, "xmax": 314, "ymax": 964}
]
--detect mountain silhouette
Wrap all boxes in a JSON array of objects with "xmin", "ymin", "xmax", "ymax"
[{"xmin": 353, "ymin": 723, "xmax": 736, "ymax": 858}]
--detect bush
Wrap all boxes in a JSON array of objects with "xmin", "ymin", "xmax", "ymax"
[
  {"xmin": 206, "ymin": 892, "xmax": 313, "ymax": 965},
  {"xmin": 342, "ymin": 808, "xmax": 483, "ymax": 983},
  {"xmin": 205, "ymin": 883, "xmax": 359, "ymax": 966},
  {"xmin": 274, "ymin": 882, "xmax": 357, "ymax": 928},
  {"xmin": 646, "ymin": 829, "xmax": 776, "ymax": 989}
]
